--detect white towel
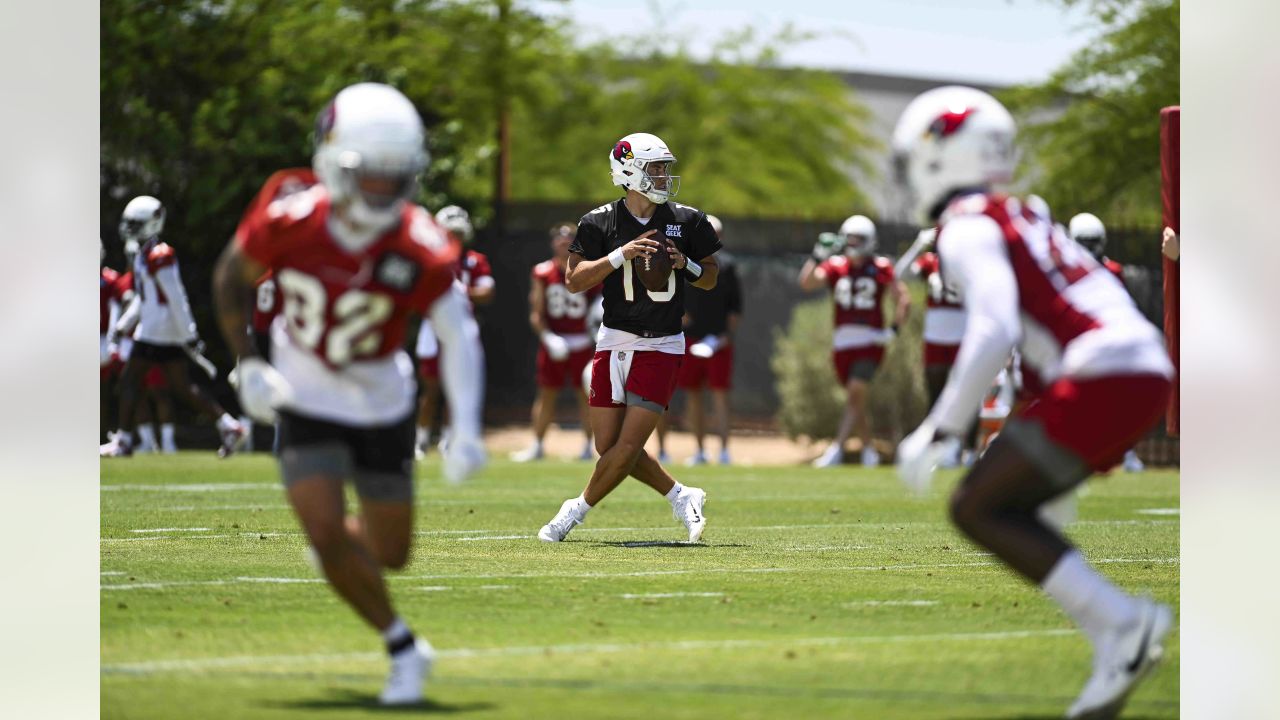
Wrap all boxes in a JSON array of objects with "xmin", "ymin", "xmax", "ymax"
[{"xmin": 608, "ymin": 349, "xmax": 634, "ymax": 404}]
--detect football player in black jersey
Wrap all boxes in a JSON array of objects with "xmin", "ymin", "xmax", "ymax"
[{"xmin": 537, "ymin": 132, "xmax": 722, "ymax": 543}]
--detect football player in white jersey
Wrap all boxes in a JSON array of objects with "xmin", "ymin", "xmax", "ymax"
[
  {"xmin": 891, "ymin": 86, "xmax": 1175, "ymax": 719},
  {"xmin": 100, "ymin": 196, "xmax": 245, "ymax": 457}
]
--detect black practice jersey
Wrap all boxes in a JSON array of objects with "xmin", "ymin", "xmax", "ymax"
[
  {"xmin": 570, "ymin": 198, "xmax": 723, "ymax": 337},
  {"xmin": 685, "ymin": 253, "xmax": 742, "ymax": 338}
]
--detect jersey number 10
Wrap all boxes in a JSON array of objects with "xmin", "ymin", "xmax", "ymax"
[{"xmin": 621, "ymin": 259, "xmax": 675, "ymax": 302}]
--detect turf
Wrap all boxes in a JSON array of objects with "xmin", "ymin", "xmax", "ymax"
[{"xmin": 101, "ymin": 453, "xmax": 1179, "ymax": 719}]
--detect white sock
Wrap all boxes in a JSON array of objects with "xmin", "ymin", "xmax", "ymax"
[
  {"xmin": 161, "ymin": 423, "xmax": 176, "ymax": 447},
  {"xmin": 217, "ymin": 412, "xmax": 237, "ymax": 431},
  {"xmin": 665, "ymin": 482, "xmax": 684, "ymax": 504},
  {"xmin": 382, "ymin": 617, "xmax": 412, "ymax": 644},
  {"xmin": 573, "ymin": 494, "xmax": 592, "ymax": 516},
  {"xmin": 416, "ymin": 426, "xmax": 429, "ymax": 446},
  {"xmin": 1042, "ymin": 550, "xmax": 1140, "ymax": 643},
  {"xmin": 137, "ymin": 423, "xmax": 157, "ymax": 447},
  {"xmin": 533, "ymin": 438, "xmax": 545, "ymax": 452}
]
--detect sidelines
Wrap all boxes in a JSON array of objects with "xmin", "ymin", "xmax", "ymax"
[
  {"xmin": 101, "ymin": 627, "xmax": 1078, "ymax": 675},
  {"xmin": 99, "ymin": 557, "xmax": 1178, "ymax": 591}
]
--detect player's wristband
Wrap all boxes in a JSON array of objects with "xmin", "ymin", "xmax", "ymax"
[
  {"xmin": 682, "ymin": 258, "xmax": 703, "ymax": 281},
  {"xmin": 608, "ymin": 248, "xmax": 625, "ymax": 269}
]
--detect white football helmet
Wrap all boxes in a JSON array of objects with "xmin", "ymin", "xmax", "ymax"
[
  {"xmin": 706, "ymin": 214, "xmax": 723, "ymax": 237},
  {"xmin": 891, "ymin": 85, "xmax": 1017, "ymax": 221},
  {"xmin": 610, "ymin": 132, "xmax": 680, "ymax": 204},
  {"xmin": 435, "ymin": 205, "xmax": 474, "ymax": 244},
  {"xmin": 119, "ymin": 195, "xmax": 165, "ymax": 243},
  {"xmin": 1069, "ymin": 212, "xmax": 1107, "ymax": 258},
  {"xmin": 313, "ymin": 83, "xmax": 428, "ymax": 230},
  {"xmin": 839, "ymin": 214, "xmax": 877, "ymax": 257}
]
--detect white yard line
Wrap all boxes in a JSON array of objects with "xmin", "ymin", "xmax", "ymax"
[
  {"xmin": 1136, "ymin": 508, "xmax": 1180, "ymax": 516},
  {"xmin": 102, "ymin": 628, "xmax": 1077, "ymax": 675},
  {"xmin": 844, "ymin": 600, "xmax": 939, "ymax": 607},
  {"xmin": 101, "ymin": 483, "xmax": 278, "ymax": 493},
  {"xmin": 130, "ymin": 528, "xmax": 211, "ymax": 533},
  {"xmin": 99, "ymin": 557, "xmax": 1178, "ymax": 591},
  {"xmin": 457, "ymin": 535, "xmax": 534, "ymax": 542},
  {"xmin": 620, "ymin": 592, "xmax": 724, "ymax": 599}
]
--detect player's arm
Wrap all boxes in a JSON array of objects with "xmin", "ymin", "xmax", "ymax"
[
  {"xmin": 152, "ymin": 258, "xmax": 200, "ymax": 342},
  {"xmin": 565, "ymin": 229, "xmax": 660, "ymax": 293},
  {"xmin": 528, "ymin": 276, "xmax": 547, "ymax": 334},
  {"xmin": 469, "ymin": 279, "xmax": 495, "ymax": 305},
  {"xmin": 894, "ymin": 228, "xmax": 936, "ymax": 279},
  {"xmin": 925, "ymin": 217, "xmax": 1020, "ymax": 437},
  {"xmin": 212, "ymin": 242, "xmax": 268, "ymax": 360},
  {"xmin": 798, "ymin": 259, "xmax": 827, "ymax": 292},
  {"xmin": 114, "ymin": 294, "xmax": 141, "ymax": 339},
  {"xmin": 430, "ymin": 286, "xmax": 486, "ymax": 482},
  {"xmin": 677, "ymin": 251, "xmax": 718, "ymax": 290},
  {"xmin": 890, "ymin": 277, "xmax": 911, "ymax": 329}
]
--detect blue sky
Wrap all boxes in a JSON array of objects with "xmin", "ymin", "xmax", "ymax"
[{"xmin": 533, "ymin": 0, "xmax": 1098, "ymax": 85}]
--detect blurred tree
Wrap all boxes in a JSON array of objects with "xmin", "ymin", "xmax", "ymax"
[
  {"xmin": 511, "ymin": 25, "xmax": 878, "ymax": 219},
  {"xmin": 1001, "ymin": 0, "xmax": 1178, "ymax": 225}
]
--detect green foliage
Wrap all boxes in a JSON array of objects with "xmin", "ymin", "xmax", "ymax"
[
  {"xmin": 772, "ymin": 286, "xmax": 929, "ymax": 443},
  {"xmin": 771, "ymin": 299, "xmax": 845, "ymax": 442},
  {"xmin": 511, "ymin": 25, "xmax": 878, "ymax": 219},
  {"xmin": 1000, "ymin": 0, "xmax": 1179, "ymax": 225}
]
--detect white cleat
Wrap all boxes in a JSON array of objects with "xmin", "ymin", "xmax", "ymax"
[
  {"xmin": 685, "ymin": 451, "xmax": 707, "ymax": 467},
  {"xmin": 100, "ymin": 432, "xmax": 133, "ymax": 458},
  {"xmin": 537, "ymin": 498, "xmax": 584, "ymax": 542},
  {"xmin": 414, "ymin": 443, "xmax": 427, "ymax": 461},
  {"xmin": 509, "ymin": 444, "xmax": 544, "ymax": 463},
  {"xmin": 674, "ymin": 486, "xmax": 707, "ymax": 542},
  {"xmin": 1122, "ymin": 449, "xmax": 1145, "ymax": 473},
  {"xmin": 1066, "ymin": 599, "xmax": 1173, "ymax": 720},
  {"xmin": 379, "ymin": 638, "xmax": 436, "ymax": 706},
  {"xmin": 861, "ymin": 446, "xmax": 881, "ymax": 467},
  {"xmin": 812, "ymin": 444, "xmax": 844, "ymax": 468},
  {"xmin": 217, "ymin": 421, "xmax": 246, "ymax": 459}
]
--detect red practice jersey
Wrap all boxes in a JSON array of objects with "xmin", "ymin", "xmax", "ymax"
[
  {"xmin": 819, "ymin": 254, "xmax": 895, "ymax": 328},
  {"xmin": 458, "ymin": 249, "xmax": 491, "ymax": 291},
  {"xmin": 100, "ymin": 268, "xmax": 131, "ymax": 334},
  {"xmin": 234, "ymin": 169, "xmax": 460, "ymax": 368},
  {"xmin": 913, "ymin": 252, "xmax": 962, "ymax": 310},
  {"xmin": 251, "ymin": 270, "xmax": 280, "ymax": 334},
  {"xmin": 1102, "ymin": 257, "xmax": 1125, "ymax": 282},
  {"xmin": 533, "ymin": 259, "xmax": 600, "ymax": 335}
]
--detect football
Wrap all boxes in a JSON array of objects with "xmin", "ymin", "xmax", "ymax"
[{"xmin": 637, "ymin": 235, "xmax": 674, "ymax": 292}]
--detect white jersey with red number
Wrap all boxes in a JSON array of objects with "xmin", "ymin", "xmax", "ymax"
[
  {"xmin": 819, "ymin": 254, "xmax": 895, "ymax": 349},
  {"xmin": 912, "ymin": 251, "xmax": 966, "ymax": 346},
  {"xmin": 131, "ymin": 238, "xmax": 199, "ymax": 345},
  {"xmin": 926, "ymin": 192, "xmax": 1172, "ymax": 435},
  {"xmin": 534, "ymin": 259, "xmax": 600, "ymax": 351},
  {"xmin": 236, "ymin": 169, "xmax": 460, "ymax": 426},
  {"xmin": 415, "ymin": 248, "xmax": 490, "ymax": 358}
]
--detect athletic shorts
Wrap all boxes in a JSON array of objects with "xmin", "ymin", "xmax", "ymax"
[
  {"xmin": 833, "ymin": 346, "xmax": 884, "ymax": 384},
  {"xmin": 417, "ymin": 356, "xmax": 440, "ymax": 381},
  {"xmin": 1001, "ymin": 374, "xmax": 1171, "ymax": 488},
  {"xmin": 924, "ymin": 342, "xmax": 959, "ymax": 368},
  {"xmin": 678, "ymin": 345, "xmax": 734, "ymax": 390},
  {"xmin": 131, "ymin": 340, "xmax": 187, "ymax": 363},
  {"xmin": 537, "ymin": 346, "xmax": 595, "ymax": 389},
  {"xmin": 276, "ymin": 410, "xmax": 416, "ymax": 502},
  {"xmin": 144, "ymin": 366, "xmax": 167, "ymax": 390},
  {"xmin": 588, "ymin": 350, "xmax": 682, "ymax": 412}
]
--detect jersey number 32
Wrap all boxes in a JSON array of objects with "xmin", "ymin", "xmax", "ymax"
[{"xmin": 277, "ymin": 268, "xmax": 393, "ymax": 365}]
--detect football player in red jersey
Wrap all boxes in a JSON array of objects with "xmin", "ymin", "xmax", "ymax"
[
  {"xmin": 100, "ymin": 196, "xmax": 246, "ymax": 458},
  {"xmin": 212, "ymin": 83, "xmax": 486, "ymax": 705},
  {"xmin": 536, "ymin": 132, "xmax": 721, "ymax": 543},
  {"xmin": 799, "ymin": 215, "xmax": 911, "ymax": 468},
  {"xmin": 413, "ymin": 205, "xmax": 493, "ymax": 458},
  {"xmin": 1067, "ymin": 212, "xmax": 1147, "ymax": 474},
  {"xmin": 892, "ymin": 86, "xmax": 1174, "ymax": 718},
  {"xmin": 511, "ymin": 222, "xmax": 600, "ymax": 463}
]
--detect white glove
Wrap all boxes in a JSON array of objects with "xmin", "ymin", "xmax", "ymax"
[
  {"xmin": 232, "ymin": 357, "xmax": 292, "ymax": 424},
  {"xmin": 540, "ymin": 330, "xmax": 570, "ymax": 361},
  {"xmin": 689, "ymin": 335, "xmax": 721, "ymax": 359},
  {"xmin": 442, "ymin": 433, "xmax": 487, "ymax": 485},
  {"xmin": 895, "ymin": 422, "xmax": 960, "ymax": 496},
  {"xmin": 100, "ymin": 340, "xmax": 116, "ymax": 367}
]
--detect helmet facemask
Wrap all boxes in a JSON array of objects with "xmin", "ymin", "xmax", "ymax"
[
  {"xmin": 635, "ymin": 159, "xmax": 680, "ymax": 204},
  {"xmin": 1075, "ymin": 233, "xmax": 1106, "ymax": 260},
  {"xmin": 328, "ymin": 148, "xmax": 423, "ymax": 230},
  {"xmin": 843, "ymin": 233, "xmax": 875, "ymax": 259}
]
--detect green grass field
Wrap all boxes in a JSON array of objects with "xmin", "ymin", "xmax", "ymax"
[{"xmin": 101, "ymin": 453, "xmax": 1179, "ymax": 719}]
